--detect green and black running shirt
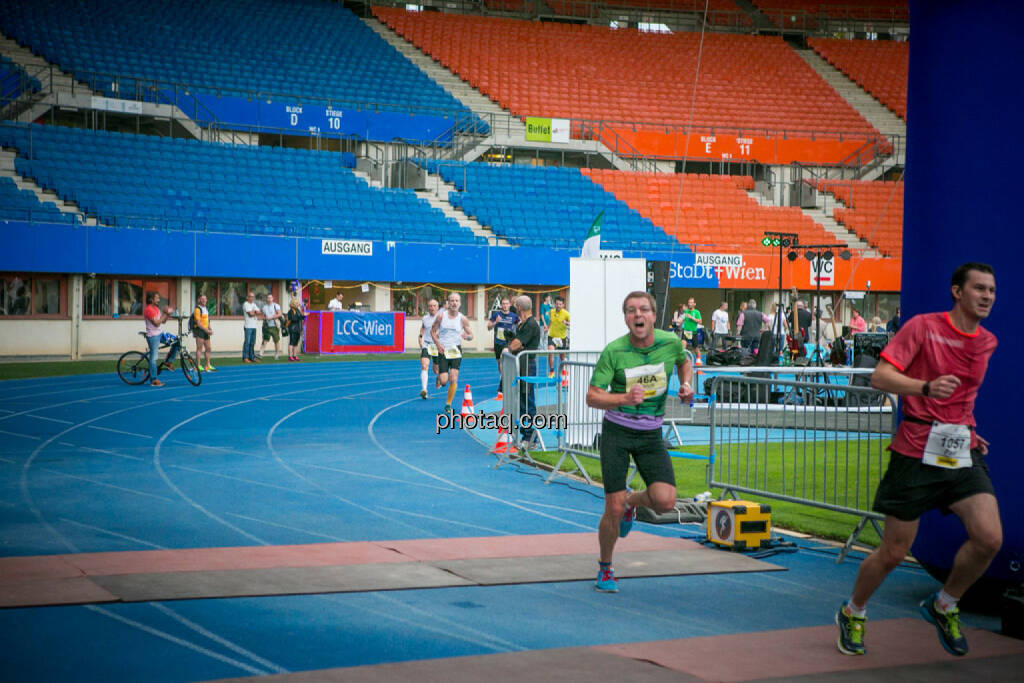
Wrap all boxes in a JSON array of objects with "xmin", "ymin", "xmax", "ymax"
[{"xmin": 590, "ymin": 329, "xmax": 688, "ymax": 429}]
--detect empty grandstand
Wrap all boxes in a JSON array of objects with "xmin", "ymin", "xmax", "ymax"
[
  {"xmin": 809, "ymin": 38, "xmax": 908, "ymax": 119},
  {"xmin": 816, "ymin": 179, "xmax": 903, "ymax": 257},
  {"xmin": 1, "ymin": 123, "xmax": 488, "ymax": 244}
]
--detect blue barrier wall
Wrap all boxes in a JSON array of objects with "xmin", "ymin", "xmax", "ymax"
[
  {"xmin": 0, "ymin": 221, "xmax": 585, "ymax": 285},
  {"xmin": 906, "ymin": 1, "xmax": 1023, "ymax": 590},
  {"xmin": 163, "ymin": 91, "xmax": 458, "ymax": 144}
]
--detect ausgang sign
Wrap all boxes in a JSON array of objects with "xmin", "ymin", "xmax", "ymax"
[{"xmin": 321, "ymin": 239, "xmax": 373, "ymax": 256}]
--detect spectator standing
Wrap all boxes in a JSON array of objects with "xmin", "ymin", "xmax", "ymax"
[
  {"xmin": 738, "ymin": 299, "xmax": 769, "ymax": 352},
  {"xmin": 670, "ymin": 304, "xmax": 685, "ymax": 337},
  {"xmin": 487, "ymin": 296, "xmax": 519, "ymax": 391},
  {"xmin": 710, "ymin": 301, "xmax": 729, "ymax": 349},
  {"xmin": 286, "ymin": 298, "xmax": 306, "ymax": 361},
  {"xmin": 242, "ymin": 292, "xmax": 261, "ymax": 363},
  {"xmin": 260, "ymin": 294, "xmax": 283, "ymax": 360},
  {"xmin": 735, "ymin": 300, "xmax": 747, "ymax": 335},
  {"xmin": 505, "ymin": 295, "xmax": 541, "ymax": 447},
  {"xmin": 850, "ymin": 308, "xmax": 868, "ymax": 334},
  {"xmin": 887, "ymin": 307, "xmax": 902, "ymax": 334},
  {"xmin": 327, "ymin": 292, "xmax": 344, "ymax": 311},
  {"xmin": 192, "ymin": 294, "xmax": 215, "ymax": 372},
  {"xmin": 539, "ymin": 294, "xmax": 553, "ymax": 348},
  {"xmin": 144, "ymin": 292, "xmax": 176, "ymax": 387}
]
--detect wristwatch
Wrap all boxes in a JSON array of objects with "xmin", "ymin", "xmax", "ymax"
[{"xmin": 922, "ymin": 381, "xmax": 930, "ymax": 397}]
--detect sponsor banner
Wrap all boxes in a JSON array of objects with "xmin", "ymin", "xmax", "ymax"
[
  {"xmin": 668, "ymin": 251, "xmax": 901, "ymax": 290},
  {"xmin": 90, "ymin": 96, "xmax": 143, "ymax": 114},
  {"xmin": 525, "ymin": 116, "xmax": 570, "ymax": 143},
  {"xmin": 603, "ymin": 127, "xmax": 886, "ymax": 165},
  {"xmin": 306, "ymin": 311, "xmax": 405, "ymax": 354},
  {"xmin": 525, "ymin": 116, "xmax": 552, "ymax": 142},
  {"xmin": 321, "ymin": 239, "xmax": 372, "ymax": 256}
]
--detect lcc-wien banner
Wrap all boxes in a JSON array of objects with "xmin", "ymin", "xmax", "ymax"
[{"xmin": 306, "ymin": 311, "xmax": 405, "ymax": 354}]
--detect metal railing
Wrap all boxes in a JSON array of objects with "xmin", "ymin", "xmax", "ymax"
[
  {"xmin": 499, "ymin": 350, "xmax": 895, "ymax": 557},
  {"xmin": 707, "ymin": 372, "xmax": 893, "ymax": 559}
]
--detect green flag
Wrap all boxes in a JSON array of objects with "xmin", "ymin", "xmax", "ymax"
[{"xmin": 580, "ymin": 211, "xmax": 604, "ymax": 258}]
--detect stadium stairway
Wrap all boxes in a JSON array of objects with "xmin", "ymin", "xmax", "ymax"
[
  {"xmin": 743, "ymin": 182, "xmax": 876, "ymax": 256},
  {"xmin": 0, "ymin": 147, "xmax": 95, "ymax": 225},
  {"xmin": 364, "ymin": 13, "xmax": 642, "ymax": 171},
  {"xmin": 796, "ymin": 47, "xmax": 906, "ymax": 172}
]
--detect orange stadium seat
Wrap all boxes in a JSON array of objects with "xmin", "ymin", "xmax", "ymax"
[
  {"xmin": 372, "ymin": 7, "xmax": 878, "ymax": 140},
  {"xmin": 816, "ymin": 179, "xmax": 903, "ymax": 256},
  {"xmin": 808, "ymin": 38, "xmax": 908, "ymax": 119},
  {"xmin": 583, "ymin": 168, "xmax": 840, "ymax": 250}
]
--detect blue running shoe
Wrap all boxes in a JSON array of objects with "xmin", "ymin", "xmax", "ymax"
[
  {"xmin": 619, "ymin": 504, "xmax": 636, "ymax": 538},
  {"xmin": 835, "ymin": 601, "xmax": 866, "ymax": 655},
  {"xmin": 595, "ymin": 565, "xmax": 618, "ymax": 593},
  {"xmin": 920, "ymin": 593, "xmax": 968, "ymax": 656}
]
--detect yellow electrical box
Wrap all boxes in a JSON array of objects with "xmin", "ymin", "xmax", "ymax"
[{"xmin": 706, "ymin": 500, "xmax": 771, "ymax": 549}]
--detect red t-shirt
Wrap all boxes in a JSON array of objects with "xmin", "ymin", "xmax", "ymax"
[
  {"xmin": 880, "ymin": 312, "xmax": 997, "ymax": 458},
  {"xmin": 144, "ymin": 303, "xmax": 162, "ymax": 337}
]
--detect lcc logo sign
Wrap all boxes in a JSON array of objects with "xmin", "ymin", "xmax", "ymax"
[{"xmin": 810, "ymin": 257, "xmax": 834, "ymax": 286}]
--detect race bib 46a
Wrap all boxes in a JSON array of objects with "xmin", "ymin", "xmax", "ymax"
[{"xmin": 623, "ymin": 363, "xmax": 668, "ymax": 399}]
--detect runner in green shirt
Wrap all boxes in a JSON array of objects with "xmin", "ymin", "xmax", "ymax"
[
  {"xmin": 586, "ymin": 291, "xmax": 694, "ymax": 592},
  {"xmin": 682, "ymin": 297, "xmax": 703, "ymax": 361}
]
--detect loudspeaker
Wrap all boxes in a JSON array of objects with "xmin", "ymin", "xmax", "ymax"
[{"xmin": 646, "ymin": 260, "xmax": 670, "ymax": 330}]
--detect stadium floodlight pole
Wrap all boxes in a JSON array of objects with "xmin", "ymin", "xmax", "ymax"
[
  {"xmin": 793, "ymin": 242, "xmax": 851, "ymax": 366},
  {"xmin": 761, "ymin": 231, "xmax": 799, "ymax": 362}
]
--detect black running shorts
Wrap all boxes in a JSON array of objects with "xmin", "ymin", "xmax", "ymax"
[
  {"xmin": 599, "ymin": 418, "xmax": 676, "ymax": 494},
  {"xmin": 438, "ymin": 347, "xmax": 462, "ymax": 374},
  {"xmin": 872, "ymin": 449, "xmax": 995, "ymax": 521}
]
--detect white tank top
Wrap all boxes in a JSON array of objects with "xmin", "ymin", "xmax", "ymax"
[
  {"xmin": 437, "ymin": 311, "xmax": 465, "ymax": 348},
  {"xmin": 420, "ymin": 312, "xmax": 438, "ymax": 348}
]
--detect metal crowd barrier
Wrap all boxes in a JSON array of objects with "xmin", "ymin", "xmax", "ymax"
[
  {"xmin": 498, "ymin": 350, "xmax": 896, "ymax": 558},
  {"xmin": 706, "ymin": 372, "xmax": 894, "ymax": 560}
]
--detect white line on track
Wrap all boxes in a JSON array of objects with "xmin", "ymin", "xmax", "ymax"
[
  {"xmin": 153, "ymin": 369, "xmax": 425, "ymax": 546},
  {"xmin": 0, "ymin": 429, "xmax": 42, "ymax": 441},
  {"xmin": 301, "ymin": 463, "xmax": 456, "ymax": 492},
  {"xmin": 83, "ymin": 605, "xmax": 270, "ymax": 676},
  {"xmin": 373, "ymin": 592, "xmax": 530, "ymax": 652},
  {"xmin": 86, "ymin": 425, "xmax": 153, "ymax": 438},
  {"xmin": 39, "ymin": 468, "xmax": 178, "ymax": 504},
  {"xmin": 166, "ymin": 463, "xmax": 329, "ymax": 497},
  {"xmin": 367, "ymin": 399, "xmax": 592, "ymax": 531},
  {"xmin": 72, "ymin": 444, "xmax": 145, "ymax": 462},
  {"xmin": 318, "ymin": 593, "xmax": 522, "ymax": 654},
  {"xmin": 23, "ymin": 414, "xmax": 75, "ymax": 425},
  {"xmin": 172, "ymin": 440, "xmax": 266, "ymax": 458},
  {"xmin": 224, "ymin": 512, "xmax": 349, "ymax": 542},
  {"xmin": 376, "ymin": 505, "xmax": 512, "ymax": 535},
  {"xmin": 264, "ymin": 379, "xmax": 448, "ymax": 539},
  {"xmin": 57, "ymin": 517, "xmax": 167, "ymax": 550},
  {"xmin": 516, "ymin": 500, "xmax": 603, "ymax": 518},
  {"xmin": 147, "ymin": 602, "xmax": 289, "ymax": 675}
]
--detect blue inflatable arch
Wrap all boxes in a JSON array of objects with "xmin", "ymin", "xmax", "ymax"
[{"xmin": 906, "ymin": 1, "xmax": 1023, "ymax": 595}]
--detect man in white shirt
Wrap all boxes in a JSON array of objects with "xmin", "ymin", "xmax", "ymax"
[
  {"xmin": 260, "ymin": 293, "xmax": 284, "ymax": 361},
  {"xmin": 242, "ymin": 292, "xmax": 262, "ymax": 364},
  {"xmin": 710, "ymin": 301, "xmax": 730, "ymax": 349},
  {"xmin": 327, "ymin": 292, "xmax": 344, "ymax": 311}
]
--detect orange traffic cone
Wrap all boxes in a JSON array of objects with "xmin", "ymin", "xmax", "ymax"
[
  {"xmin": 457, "ymin": 384, "xmax": 474, "ymax": 423},
  {"xmin": 491, "ymin": 425, "xmax": 518, "ymax": 455},
  {"xmin": 495, "ymin": 390, "xmax": 503, "ymax": 402},
  {"xmin": 560, "ymin": 365, "xmax": 569, "ymax": 388}
]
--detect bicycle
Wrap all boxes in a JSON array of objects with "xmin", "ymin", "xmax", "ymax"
[{"xmin": 117, "ymin": 315, "xmax": 202, "ymax": 386}]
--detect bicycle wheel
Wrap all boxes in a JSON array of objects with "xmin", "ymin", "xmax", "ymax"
[
  {"xmin": 180, "ymin": 351, "xmax": 202, "ymax": 386},
  {"xmin": 117, "ymin": 350, "xmax": 151, "ymax": 385}
]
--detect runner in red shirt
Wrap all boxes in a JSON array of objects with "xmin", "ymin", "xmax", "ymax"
[{"xmin": 836, "ymin": 263, "xmax": 1001, "ymax": 658}]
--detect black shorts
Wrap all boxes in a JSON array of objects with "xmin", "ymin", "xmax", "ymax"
[
  {"xmin": 599, "ymin": 418, "xmax": 676, "ymax": 494},
  {"xmin": 193, "ymin": 328, "xmax": 209, "ymax": 340},
  {"xmin": 548, "ymin": 336, "xmax": 569, "ymax": 351},
  {"xmin": 288, "ymin": 329, "xmax": 301, "ymax": 346},
  {"xmin": 420, "ymin": 347, "xmax": 439, "ymax": 362},
  {"xmin": 438, "ymin": 348, "xmax": 462, "ymax": 374},
  {"xmin": 493, "ymin": 343, "xmax": 507, "ymax": 361},
  {"xmin": 872, "ymin": 449, "xmax": 995, "ymax": 521}
]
